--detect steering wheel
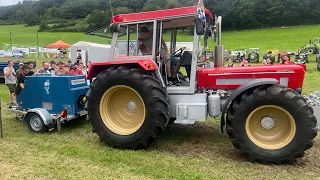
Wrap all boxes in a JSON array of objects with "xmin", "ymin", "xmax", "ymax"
[{"xmin": 172, "ymin": 47, "xmax": 187, "ymax": 58}]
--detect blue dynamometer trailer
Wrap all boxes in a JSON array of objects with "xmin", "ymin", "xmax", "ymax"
[{"xmin": 9, "ymin": 74, "xmax": 89, "ymax": 133}]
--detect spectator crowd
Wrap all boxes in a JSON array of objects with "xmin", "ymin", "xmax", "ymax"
[
  {"xmin": 225, "ymin": 53, "xmax": 292, "ymax": 68},
  {"xmin": 4, "ymin": 60, "xmax": 92, "ymax": 106}
]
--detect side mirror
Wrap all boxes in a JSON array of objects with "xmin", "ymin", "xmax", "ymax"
[
  {"xmin": 195, "ymin": 18, "xmax": 204, "ymax": 35},
  {"xmin": 110, "ymin": 23, "xmax": 119, "ymax": 33}
]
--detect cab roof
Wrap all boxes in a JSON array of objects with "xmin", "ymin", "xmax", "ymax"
[{"xmin": 111, "ymin": 5, "xmax": 213, "ymax": 24}]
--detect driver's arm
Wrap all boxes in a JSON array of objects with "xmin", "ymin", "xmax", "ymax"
[{"xmin": 161, "ymin": 38, "xmax": 170, "ymax": 59}]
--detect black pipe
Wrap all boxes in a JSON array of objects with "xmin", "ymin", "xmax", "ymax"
[{"xmin": 0, "ymin": 99, "xmax": 3, "ymax": 139}]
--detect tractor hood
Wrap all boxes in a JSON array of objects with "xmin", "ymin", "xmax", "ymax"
[{"xmin": 197, "ymin": 64, "xmax": 305, "ymax": 91}]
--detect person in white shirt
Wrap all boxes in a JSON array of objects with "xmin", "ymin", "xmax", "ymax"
[{"xmin": 4, "ymin": 61, "xmax": 17, "ymax": 105}]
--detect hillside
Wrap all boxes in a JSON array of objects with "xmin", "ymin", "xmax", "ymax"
[{"xmin": 0, "ymin": 0, "xmax": 320, "ymax": 31}]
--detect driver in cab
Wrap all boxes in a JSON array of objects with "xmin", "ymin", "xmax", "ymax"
[{"xmin": 138, "ymin": 27, "xmax": 176, "ymax": 85}]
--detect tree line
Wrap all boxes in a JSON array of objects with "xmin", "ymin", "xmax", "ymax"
[{"xmin": 0, "ymin": 0, "xmax": 319, "ymax": 32}]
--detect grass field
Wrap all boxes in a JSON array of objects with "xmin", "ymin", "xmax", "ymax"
[
  {"xmin": 0, "ymin": 24, "xmax": 320, "ymax": 179},
  {"xmin": 0, "ymin": 63, "xmax": 319, "ymax": 179}
]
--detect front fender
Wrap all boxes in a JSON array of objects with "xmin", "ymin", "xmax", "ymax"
[
  {"xmin": 220, "ymin": 78, "xmax": 278, "ymax": 133},
  {"xmin": 87, "ymin": 59, "xmax": 158, "ymax": 79}
]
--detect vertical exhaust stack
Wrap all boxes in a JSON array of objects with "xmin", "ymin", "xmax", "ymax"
[{"xmin": 214, "ymin": 16, "xmax": 224, "ymax": 68}]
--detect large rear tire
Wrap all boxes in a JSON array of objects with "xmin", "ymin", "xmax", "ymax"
[
  {"xmin": 226, "ymin": 85, "xmax": 317, "ymax": 164},
  {"xmin": 86, "ymin": 66, "xmax": 169, "ymax": 149}
]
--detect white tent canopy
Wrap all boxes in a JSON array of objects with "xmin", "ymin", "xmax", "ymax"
[{"xmin": 70, "ymin": 41, "xmax": 113, "ymax": 65}]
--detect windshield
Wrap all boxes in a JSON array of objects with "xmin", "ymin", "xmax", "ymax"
[{"xmin": 113, "ymin": 23, "xmax": 155, "ymax": 57}]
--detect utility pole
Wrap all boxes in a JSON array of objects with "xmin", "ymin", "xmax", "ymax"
[
  {"xmin": 37, "ymin": 33, "xmax": 39, "ymax": 58},
  {"xmin": 9, "ymin": 31, "xmax": 12, "ymax": 50}
]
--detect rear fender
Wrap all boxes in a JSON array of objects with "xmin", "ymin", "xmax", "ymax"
[
  {"xmin": 87, "ymin": 60, "xmax": 158, "ymax": 79},
  {"xmin": 24, "ymin": 108, "xmax": 54, "ymax": 125},
  {"xmin": 220, "ymin": 78, "xmax": 278, "ymax": 133}
]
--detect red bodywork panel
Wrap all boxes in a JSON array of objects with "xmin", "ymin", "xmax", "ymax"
[
  {"xmin": 197, "ymin": 65, "xmax": 305, "ymax": 90},
  {"xmin": 87, "ymin": 59, "xmax": 158, "ymax": 79},
  {"xmin": 111, "ymin": 6, "xmax": 213, "ymax": 24}
]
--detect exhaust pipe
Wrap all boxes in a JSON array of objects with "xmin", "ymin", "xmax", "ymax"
[{"xmin": 214, "ymin": 16, "xmax": 224, "ymax": 68}]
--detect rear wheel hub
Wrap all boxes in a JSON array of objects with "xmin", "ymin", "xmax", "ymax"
[
  {"xmin": 260, "ymin": 116, "xmax": 275, "ymax": 130},
  {"xmin": 246, "ymin": 105, "xmax": 296, "ymax": 150},
  {"xmin": 126, "ymin": 101, "xmax": 137, "ymax": 112},
  {"xmin": 99, "ymin": 85, "xmax": 146, "ymax": 136}
]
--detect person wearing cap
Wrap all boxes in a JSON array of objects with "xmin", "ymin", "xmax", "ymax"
[
  {"xmin": 138, "ymin": 27, "xmax": 175, "ymax": 85},
  {"xmin": 16, "ymin": 62, "xmax": 24, "ymax": 78}
]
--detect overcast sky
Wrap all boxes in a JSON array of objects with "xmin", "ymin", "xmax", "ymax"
[{"xmin": 0, "ymin": 0, "xmax": 21, "ymax": 6}]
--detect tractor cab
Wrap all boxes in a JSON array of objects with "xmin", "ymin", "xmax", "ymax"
[
  {"xmin": 248, "ymin": 48, "xmax": 260, "ymax": 54},
  {"xmin": 306, "ymin": 37, "xmax": 320, "ymax": 54},
  {"xmin": 88, "ymin": 6, "xmax": 215, "ymax": 95}
]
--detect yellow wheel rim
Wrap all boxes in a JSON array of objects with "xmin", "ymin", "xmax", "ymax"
[
  {"xmin": 245, "ymin": 105, "xmax": 296, "ymax": 150},
  {"xmin": 99, "ymin": 85, "xmax": 146, "ymax": 135}
]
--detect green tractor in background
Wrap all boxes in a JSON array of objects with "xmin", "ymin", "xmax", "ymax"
[
  {"xmin": 293, "ymin": 48, "xmax": 309, "ymax": 64},
  {"xmin": 293, "ymin": 52, "xmax": 308, "ymax": 64},
  {"xmin": 247, "ymin": 48, "xmax": 260, "ymax": 63},
  {"xmin": 305, "ymin": 37, "xmax": 320, "ymax": 54}
]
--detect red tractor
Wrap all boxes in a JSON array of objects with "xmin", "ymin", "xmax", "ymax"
[{"xmin": 85, "ymin": 6, "xmax": 317, "ymax": 164}]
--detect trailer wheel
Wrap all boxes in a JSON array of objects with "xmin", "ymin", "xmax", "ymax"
[
  {"xmin": 26, "ymin": 113, "xmax": 48, "ymax": 133},
  {"xmin": 227, "ymin": 85, "xmax": 317, "ymax": 164},
  {"xmin": 86, "ymin": 66, "xmax": 169, "ymax": 149}
]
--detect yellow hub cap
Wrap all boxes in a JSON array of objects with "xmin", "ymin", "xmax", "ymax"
[
  {"xmin": 245, "ymin": 105, "xmax": 296, "ymax": 150},
  {"xmin": 99, "ymin": 85, "xmax": 146, "ymax": 135}
]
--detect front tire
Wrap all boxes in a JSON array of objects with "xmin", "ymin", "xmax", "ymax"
[
  {"xmin": 227, "ymin": 85, "xmax": 317, "ymax": 164},
  {"xmin": 26, "ymin": 113, "xmax": 48, "ymax": 133},
  {"xmin": 308, "ymin": 48, "xmax": 315, "ymax": 54},
  {"xmin": 86, "ymin": 66, "xmax": 169, "ymax": 149}
]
